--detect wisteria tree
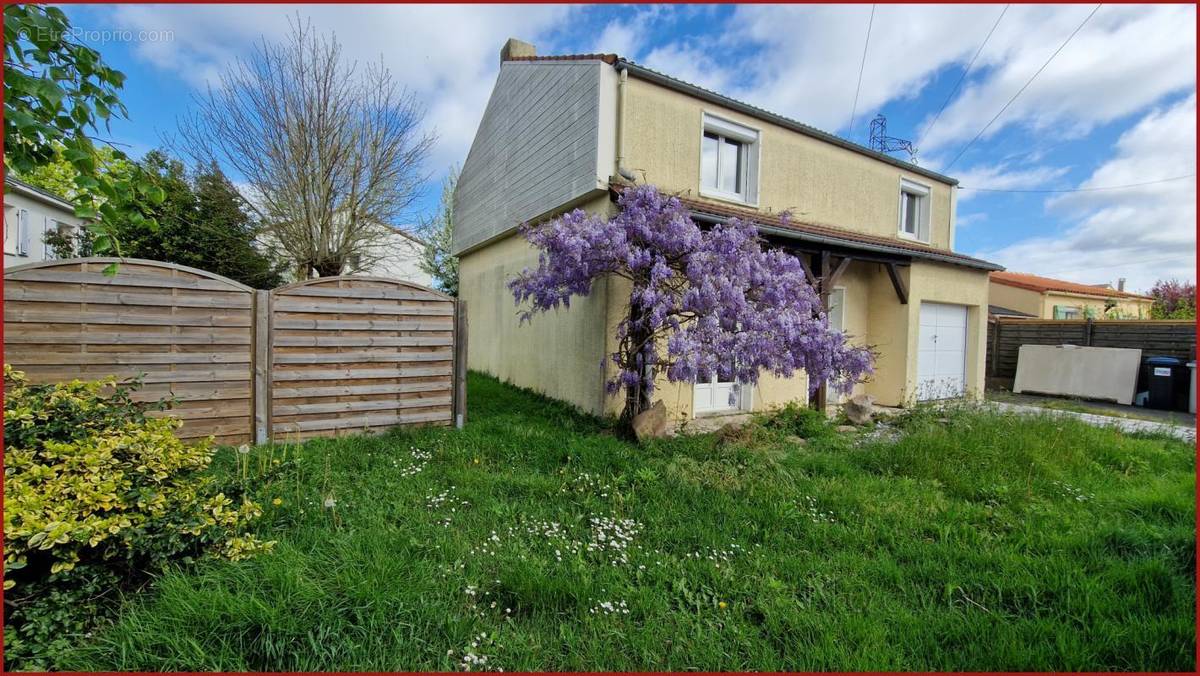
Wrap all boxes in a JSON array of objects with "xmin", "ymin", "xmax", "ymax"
[{"xmin": 509, "ymin": 184, "xmax": 874, "ymax": 423}]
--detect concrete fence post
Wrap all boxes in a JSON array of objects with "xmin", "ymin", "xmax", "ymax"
[{"xmin": 253, "ymin": 290, "xmax": 272, "ymax": 444}]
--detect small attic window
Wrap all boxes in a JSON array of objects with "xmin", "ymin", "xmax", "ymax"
[
  {"xmin": 898, "ymin": 178, "xmax": 931, "ymax": 242},
  {"xmin": 700, "ymin": 113, "xmax": 759, "ymax": 205}
]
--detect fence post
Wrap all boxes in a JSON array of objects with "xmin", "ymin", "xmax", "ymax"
[
  {"xmin": 453, "ymin": 300, "xmax": 468, "ymax": 429},
  {"xmin": 990, "ymin": 319, "xmax": 1001, "ymax": 377},
  {"xmin": 253, "ymin": 290, "xmax": 272, "ymax": 444}
]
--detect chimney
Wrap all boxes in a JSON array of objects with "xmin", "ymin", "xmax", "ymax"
[
  {"xmin": 1118, "ymin": 278, "xmax": 1126, "ymax": 292},
  {"xmin": 500, "ymin": 38, "xmax": 536, "ymax": 63}
]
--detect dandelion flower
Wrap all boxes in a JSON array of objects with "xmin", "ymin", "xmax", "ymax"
[
  {"xmin": 272, "ymin": 498, "xmax": 283, "ymax": 506},
  {"xmin": 718, "ymin": 601, "xmax": 728, "ymax": 609}
]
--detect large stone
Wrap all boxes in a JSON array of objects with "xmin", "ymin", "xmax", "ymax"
[
  {"xmin": 632, "ymin": 400, "xmax": 669, "ymax": 442},
  {"xmin": 843, "ymin": 394, "xmax": 876, "ymax": 425},
  {"xmin": 835, "ymin": 425, "xmax": 858, "ymax": 434}
]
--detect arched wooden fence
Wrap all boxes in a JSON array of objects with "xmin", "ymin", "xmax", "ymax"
[{"xmin": 4, "ymin": 258, "xmax": 466, "ymax": 444}]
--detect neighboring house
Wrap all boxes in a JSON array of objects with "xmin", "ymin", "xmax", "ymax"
[
  {"xmin": 3, "ymin": 176, "xmax": 85, "ymax": 268},
  {"xmin": 351, "ymin": 226, "xmax": 433, "ymax": 287},
  {"xmin": 260, "ymin": 223, "xmax": 434, "ymax": 286},
  {"xmin": 989, "ymin": 271, "xmax": 1154, "ymax": 320},
  {"xmin": 453, "ymin": 39, "xmax": 1002, "ymax": 419}
]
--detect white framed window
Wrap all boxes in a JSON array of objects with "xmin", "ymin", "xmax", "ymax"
[
  {"xmin": 3, "ymin": 206, "xmax": 14, "ymax": 254},
  {"xmin": 1053, "ymin": 305, "xmax": 1081, "ymax": 320},
  {"xmin": 898, "ymin": 178, "xmax": 931, "ymax": 242},
  {"xmin": 700, "ymin": 113, "xmax": 760, "ymax": 204},
  {"xmin": 43, "ymin": 220, "xmax": 76, "ymax": 260},
  {"xmin": 828, "ymin": 287, "xmax": 846, "ymax": 333}
]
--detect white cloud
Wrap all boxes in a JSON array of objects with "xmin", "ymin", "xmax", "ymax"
[
  {"xmin": 954, "ymin": 212, "xmax": 988, "ymax": 229},
  {"xmin": 642, "ymin": 42, "xmax": 737, "ymax": 94},
  {"xmin": 974, "ymin": 95, "xmax": 1197, "ymax": 293},
  {"xmin": 953, "ymin": 163, "xmax": 1071, "ymax": 201},
  {"xmin": 723, "ymin": 4, "xmax": 993, "ymax": 136},
  {"xmin": 591, "ymin": 19, "xmax": 643, "ymax": 59},
  {"xmin": 102, "ymin": 4, "xmax": 575, "ymax": 171},
  {"xmin": 919, "ymin": 4, "xmax": 1198, "ymax": 161},
  {"xmin": 627, "ymin": 4, "xmax": 1194, "ymax": 162}
]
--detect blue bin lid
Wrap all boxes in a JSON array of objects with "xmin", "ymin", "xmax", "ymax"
[{"xmin": 1146, "ymin": 356, "xmax": 1183, "ymax": 366}]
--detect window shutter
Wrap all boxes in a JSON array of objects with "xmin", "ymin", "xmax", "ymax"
[{"xmin": 17, "ymin": 209, "xmax": 30, "ymax": 255}]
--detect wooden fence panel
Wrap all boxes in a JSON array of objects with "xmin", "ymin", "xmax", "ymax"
[
  {"xmin": 4, "ymin": 259, "xmax": 256, "ymax": 445},
  {"xmin": 987, "ymin": 318, "xmax": 1196, "ymax": 382},
  {"xmin": 5, "ymin": 262, "xmax": 463, "ymax": 445},
  {"xmin": 269, "ymin": 277, "xmax": 457, "ymax": 441}
]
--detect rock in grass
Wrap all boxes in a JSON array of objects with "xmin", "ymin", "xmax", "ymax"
[
  {"xmin": 632, "ymin": 400, "xmax": 669, "ymax": 442},
  {"xmin": 843, "ymin": 394, "xmax": 875, "ymax": 425},
  {"xmin": 785, "ymin": 434, "xmax": 808, "ymax": 446},
  {"xmin": 835, "ymin": 424, "xmax": 858, "ymax": 433}
]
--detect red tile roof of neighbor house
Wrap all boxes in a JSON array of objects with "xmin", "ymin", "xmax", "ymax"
[
  {"xmin": 990, "ymin": 271, "xmax": 1153, "ymax": 300},
  {"xmin": 609, "ymin": 184, "xmax": 1002, "ymax": 272}
]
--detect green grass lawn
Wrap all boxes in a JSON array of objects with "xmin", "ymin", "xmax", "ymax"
[{"xmin": 60, "ymin": 373, "xmax": 1195, "ymax": 671}]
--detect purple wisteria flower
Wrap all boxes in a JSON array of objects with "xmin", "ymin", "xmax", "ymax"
[{"xmin": 509, "ymin": 184, "xmax": 874, "ymax": 419}]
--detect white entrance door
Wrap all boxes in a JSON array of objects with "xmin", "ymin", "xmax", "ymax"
[
  {"xmin": 694, "ymin": 372, "xmax": 739, "ymax": 414},
  {"xmin": 917, "ymin": 302, "xmax": 967, "ymax": 401}
]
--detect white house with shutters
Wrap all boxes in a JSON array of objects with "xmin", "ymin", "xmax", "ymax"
[{"xmin": 4, "ymin": 176, "xmax": 85, "ymax": 268}]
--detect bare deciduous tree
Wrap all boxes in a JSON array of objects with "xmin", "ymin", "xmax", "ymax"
[{"xmin": 179, "ymin": 19, "xmax": 434, "ymax": 278}]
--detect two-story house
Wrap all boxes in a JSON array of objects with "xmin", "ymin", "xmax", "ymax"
[
  {"xmin": 453, "ymin": 39, "xmax": 1002, "ymax": 419},
  {"xmin": 4, "ymin": 176, "xmax": 85, "ymax": 268}
]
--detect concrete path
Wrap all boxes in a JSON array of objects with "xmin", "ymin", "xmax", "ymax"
[{"xmin": 990, "ymin": 402, "xmax": 1196, "ymax": 443}]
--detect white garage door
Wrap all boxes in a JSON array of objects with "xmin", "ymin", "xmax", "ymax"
[{"xmin": 917, "ymin": 302, "xmax": 967, "ymax": 401}]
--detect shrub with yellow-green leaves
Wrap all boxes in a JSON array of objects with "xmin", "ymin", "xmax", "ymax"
[{"xmin": 2, "ymin": 365, "xmax": 274, "ymax": 670}]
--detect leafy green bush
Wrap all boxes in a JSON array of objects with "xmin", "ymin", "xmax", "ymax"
[
  {"xmin": 758, "ymin": 402, "xmax": 833, "ymax": 439},
  {"xmin": 2, "ymin": 366, "xmax": 273, "ymax": 669}
]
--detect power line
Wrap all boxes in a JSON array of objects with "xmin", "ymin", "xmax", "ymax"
[
  {"xmin": 1050, "ymin": 253, "xmax": 1194, "ymax": 276},
  {"xmin": 961, "ymin": 173, "xmax": 1196, "ymax": 193},
  {"xmin": 847, "ymin": 4, "xmax": 876, "ymax": 140},
  {"xmin": 916, "ymin": 4, "xmax": 1009, "ymax": 151},
  {"xmin": 944, "ymin": 3, "xmax": 1102, "ymax": 170}
]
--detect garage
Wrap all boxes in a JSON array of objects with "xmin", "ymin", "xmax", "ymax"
[{"xmin": 917, "ymin": 302, "xmax": 967, "ymax": 401}]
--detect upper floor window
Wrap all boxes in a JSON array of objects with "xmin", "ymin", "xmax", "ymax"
[
  {"xmin": 700, "ymin": 114, "xmax": 759, "ymax": 204},
  {"xmin": 898, "ymin": 178, "xmax": 931, "ymax": 242}
]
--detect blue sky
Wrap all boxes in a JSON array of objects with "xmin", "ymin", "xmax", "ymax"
[{"xmin": 60, "ymin": 3, "xmax": 1196, "ymax": 292}]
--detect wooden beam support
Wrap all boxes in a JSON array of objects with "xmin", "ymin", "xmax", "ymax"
[
  {"xmin": 886, "ymin": 262, "xmax": 909, "ymax": 304},
  {"xmin": 818, "ymin": 251, "xmax": 832, "ymax": 306},
  {"xmin": 798, "ymin": 254, "xmax": 817, "ymax": 286},
  {"xmin": 827, "ymin": 256, "xmax": 852, "ymax": 288}
]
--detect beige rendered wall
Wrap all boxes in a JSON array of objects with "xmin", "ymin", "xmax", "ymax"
[
  {"xmin": 988, "ymin": 282, "xmax": 1043, "ymax": 317},
  {"xmin": 620, "ymin": 77, "xmax": 957, "ymax": 250},
  {"xmin": 1041, "ymin": 292, "xmax": 1152, "ymax": 319},
  {"xmin": 602, "ymin": 258, "xmax": 991, "ymax": 416},
  {"xmin": 458, "ymin": 194, "xmax": 615, "ymax": 415}
]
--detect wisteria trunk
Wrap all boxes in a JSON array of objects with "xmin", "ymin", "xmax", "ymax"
[{"xmin": 620, "ymin": 298, "xmax": 654, "ymax": 424}]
